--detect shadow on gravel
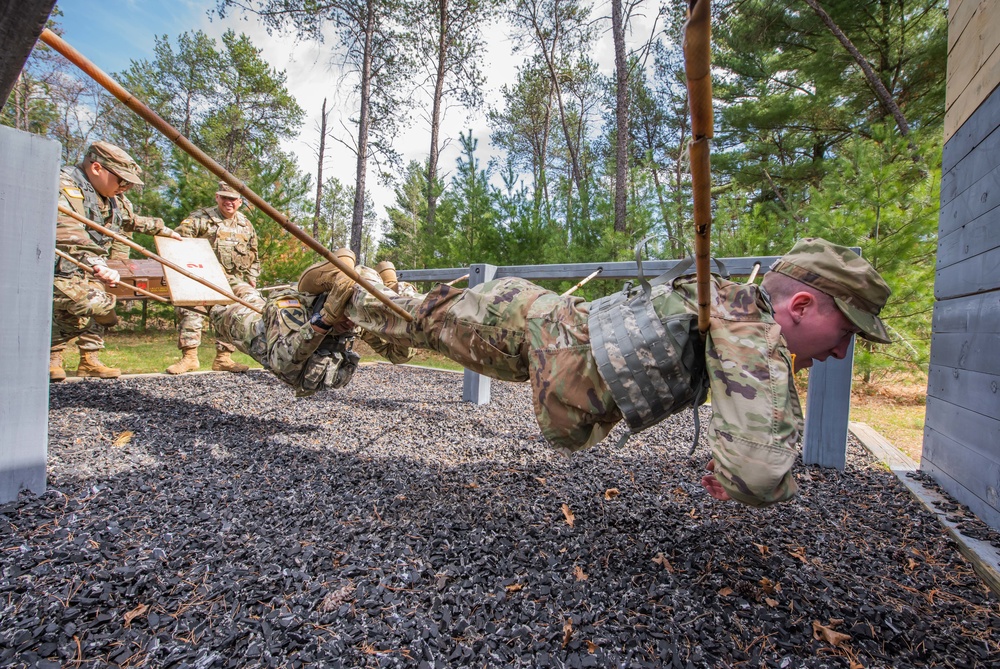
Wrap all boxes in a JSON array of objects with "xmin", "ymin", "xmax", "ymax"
[{"xmin": 2, "ymin": 366, "xmax": 998, "ymax": 668}]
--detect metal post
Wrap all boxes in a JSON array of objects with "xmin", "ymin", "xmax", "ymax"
[{"xmin": 462, "ymin": 264, "xmax": 497, "ymax": 405}]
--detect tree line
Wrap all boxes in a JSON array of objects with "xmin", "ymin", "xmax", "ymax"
[{"xmin": 3, "ymin": 0, "xmax": 946, "ymax": 380}]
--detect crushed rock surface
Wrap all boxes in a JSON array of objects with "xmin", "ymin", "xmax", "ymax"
[{"xmin": 2, "ymin": 365, "xmax": 999, "ymax": 668}]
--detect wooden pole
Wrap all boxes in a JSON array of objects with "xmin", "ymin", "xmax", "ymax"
[
  {"xmin": 58, "ymin": 205, "xmax": 262, "ymax": 314},
  {"xmin": 683, "ymin": 0, "xmax": 713, "ymax": 338},
  {"xmin": 38, "ymin": 28, "xmax": 412, "ymax": 323},
  {"xmin": 54, "ymin": 248, "xmax": 169, "ymax": 303},
  {"xmin": 560, "ymin": 268, "xmax": 603, "ymax": 297}
]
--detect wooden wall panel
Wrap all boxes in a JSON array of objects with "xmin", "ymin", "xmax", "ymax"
[
  {"xmin": 925, "ymin": 399, "xmax": 1000, "ymax": 461},
  {"xmin": 937, "ymin": 162, "xmax": 1000, "ymax": 240},
  {"xmin": 946, "ymin": 0, "xmax": 998, "ymax": 96},
  {"xmin": 926, "ymin": 364, "xmax": 999, "ymax": 428},
  {"xmin": 945, "ymin": 0, "xmax": 1000, "ymax": 142},
  {"xmin": 937, "ymin": 204, "xmax": 1000, "ymax": 270},
  {"xmin": 935, "ymin": 246, "xmax": 1000, "ymax": 299},
  {"xmin": 940, "ymin": 121, "xmax": 1000, "ymax": 204},
  {"xmin": 931, "ymin": 291, "xmax": 1000, "ymax": 333},
  {"xmin": 930, "ymin": 331, "xmax": 1000, "ymax": 375},
  {"xmin": 943, "ymin": 83, "xmax": 1000, "ymax": 173},
  {"xmin": 922, "ymin": 427, "xmax": 1000, "ymax": 529}
]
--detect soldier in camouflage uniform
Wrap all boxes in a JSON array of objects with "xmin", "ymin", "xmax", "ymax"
[
  {"xmin": 214, "ymin": 239, "xmax": 890, "ymax": 508},
  {"xmin": 165, "ymin": 182, "xmax": 260, "ymax": 375},
  {"xmin": 52, "ymin": 141, "xmax": 181, "ymax": 381}
]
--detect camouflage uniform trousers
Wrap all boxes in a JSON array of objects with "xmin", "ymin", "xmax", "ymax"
[
  {"xmin": 346, "ymin": 277, "xmax": 622, "ymax": 454},
  {"xmin": 209, "ymin": 285, "xmax": 358, "ymax": 396},
  {"xmin": 51, "ymin": 275, "xmax": 117, "ymax": 352},
  {"xmin": 175, "ymin": 308, "xmax": 236, "ymax": 354}
]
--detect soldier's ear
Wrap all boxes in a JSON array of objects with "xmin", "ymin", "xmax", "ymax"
[{"xmin": 785, "ymin": 292, "xmax": 816, "ymax": 324}]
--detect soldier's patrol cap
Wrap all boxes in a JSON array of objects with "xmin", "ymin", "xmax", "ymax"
[
  {"xmin": 216, "ymin": 181, "xmax": 242, "ymax": 198},
  {"xmin": 770, "ymin": 237, "xmax": 892, "ymax": 344},
  {"xmin": 86, "ymin": 141, "xmax": 144, "ymax": 186}
]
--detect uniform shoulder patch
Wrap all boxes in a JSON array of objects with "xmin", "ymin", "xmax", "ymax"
[
  {"xmin": 276, "ymin": 298, "xmax": 302, "ymax": 309},
  {"xmin": 63, "ymin": 187, "xmax": 84, "ymax": 200}
]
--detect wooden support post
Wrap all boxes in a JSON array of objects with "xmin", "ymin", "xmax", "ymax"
[
  {"xmin": 462, "ymin": 264, "xmax": 497, "ymax": 405},
  {"xmin": 802, "ymin": 337, "xmax": 855, "ymax": 470}
]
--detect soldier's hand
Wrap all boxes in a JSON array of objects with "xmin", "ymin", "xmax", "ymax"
[
  {"xmin": 93, "ymin": 265, "xmax": 120, "ymax": 287},
  {"xmin": 701, "ymin": 460, "xmax": 732, "ymax": 501},
  {"xmin": 164, "ymin": 229, "xmax": 183, "ymax": 241}
]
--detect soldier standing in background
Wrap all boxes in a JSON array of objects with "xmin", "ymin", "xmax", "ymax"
[
  {"xmin": 165, "ymin": 181, "xmax": 260, "ymax": 374},
  {"xmin": 52, "ymin": 141, "xmax": 181, "ymax": 381}
]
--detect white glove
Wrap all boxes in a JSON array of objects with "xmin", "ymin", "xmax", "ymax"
[{"xmin": 93, "ymin": 265, "xmax": 120, "ymax": 287}]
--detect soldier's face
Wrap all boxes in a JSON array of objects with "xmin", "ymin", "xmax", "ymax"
[
  {"xmin": 87, "ymin": 161, "xmax": 126, "ymax": 198},
  {"xmin": 777, "ymin": 292, "xmax": 859, "ymax": 371},
  {"xmin": 216, "ymin": 194, "xmax": 241, "ymax": 218}
]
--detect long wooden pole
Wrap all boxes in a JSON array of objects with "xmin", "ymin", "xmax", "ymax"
[
  {"xmin": 683, "ymin": 0, "xmax": 713, "ymax": 338},
  {"xmin": 54, "ymin": 249, "xmax": 169, "ymax": 302},
  {"xmin": 38, "ymin": 28, "xmax": 412, "ymax": 323},
  {"xmin": 58, "ymin": 205, "xmax": 262, "ymax": 314},
  {"xmin": 560, "ymin": 268, "xmax": 603, "ymax": 297}
]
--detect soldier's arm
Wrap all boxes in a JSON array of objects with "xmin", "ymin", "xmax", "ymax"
[
  {"xmin": 173, "ymin": 213, "xmax": 204, "ymax": 239},
  {"xmin": 119, "ymin": 195, "xmax": 180, "ymax": 239},
  {"xmin": 703, "ymin": 318, "xmax": 801, "ymax": 507}
]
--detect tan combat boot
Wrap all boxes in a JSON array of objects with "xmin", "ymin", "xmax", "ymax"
[
  {"xmin": 50, "ymin": 350, "xmax": 67, "ymax": 382},
  {"xmin": 165, "ymin": 348, "xmax": 200, "ymax": 375},
  {"xmin": 375, "ymin": 260, "xmax": 398, "ymax": 290},
  {"xmin": 298, "ymin": 248, "xmax": 359, "ymax": 329},
  {"xmin": 212, "ymin": 351, "xmax": 249, "ymax": 373},
  {"xmin": 76, "ymin": 351, "xmax": 121, "ymax": 378}
]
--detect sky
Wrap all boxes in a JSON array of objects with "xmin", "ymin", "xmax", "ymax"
[{"xmin": 53, "ymin": 0, "xmax": 652, "ymax": 220}]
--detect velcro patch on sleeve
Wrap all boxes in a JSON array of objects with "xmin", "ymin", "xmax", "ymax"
[
  {"xmin": 63, "ymin": 187, "xmax": 84, "ymax": 200},
  {"xmin": 276, "ymin": 298, "xmax": 302, "ymax": 309}
]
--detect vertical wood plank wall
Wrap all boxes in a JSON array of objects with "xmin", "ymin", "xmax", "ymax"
[
  {"xmin": 0, "ymin": 127, "xmax": 60, "ymax": 503},
  {"xmin": 923, "ymin": 0, "xmax": 1000, "ymax": 530}
]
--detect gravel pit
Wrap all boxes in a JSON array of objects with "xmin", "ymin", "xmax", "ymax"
[{"xmin": 2, "ymin": 365, "xmax": 999, "ymax": 668}]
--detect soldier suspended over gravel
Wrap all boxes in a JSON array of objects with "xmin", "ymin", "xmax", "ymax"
[{"xmin": 210, "ymin": 238, "xmax": 891, "ymax": 509}]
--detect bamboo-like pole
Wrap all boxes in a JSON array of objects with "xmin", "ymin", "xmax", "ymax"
[
  {"xmin": 560, "ymin": 268, "xmax": 603, "ymax": 297},
  {"xmin": 38, "ymin": 28, "xmax": 412, "ymax": 323},
  {"xmin": 54, "ymin": 249, "xmax": 169, "ymax": 302},
  {"xmin": 683, "ymin": 0, "xmax": 713, "ymax": 338},
  {"xmin": 58, "ymin": 205, "xmax": 262, "ymax": 314},
  {"xmin": 445, "ymin": 274, "xmax": 470, "ymax": 287}
]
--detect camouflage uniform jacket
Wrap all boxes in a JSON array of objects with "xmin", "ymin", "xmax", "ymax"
[
  {"xmin": 175, "ymin": 207, "xmax": 260, "ymax": 285},
  {"xmin": 56, "ymin": 165, "xmax": 169, "ymax": 275}
]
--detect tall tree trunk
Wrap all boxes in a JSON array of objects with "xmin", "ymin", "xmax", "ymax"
[
  {"xmin": 803, "ymin": 0, "xmax": 909, "ymax": 136},
  {"xmin": 351, "ymin": 4, "xmax": 376, "ymax": 257},
  {"xmin": 611, "ymin": 0, "xmax": 628, "ymax": 233},
  {"xmin": 313, "ymin": 97, "xmax": 328, "ymax": 240},
  {"xmin": 426, "ymin": 0, "xmax": 449, "ymax": 244}
]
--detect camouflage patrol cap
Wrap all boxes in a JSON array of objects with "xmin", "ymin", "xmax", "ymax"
[
  {"xmin": 86, "ymin": 141, "xmax": 144, "ymax": 186},
  {"xmin": 770, "ymin": 237, "xmax": 892, "ymax": 344},
  {"xmin": 216, "ymin": 181, "xmax": 242, "ymax": 198}
]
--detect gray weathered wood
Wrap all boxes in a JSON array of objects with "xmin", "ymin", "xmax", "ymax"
[
  {"xmin": 932, "ymin": 291, "xmax": 1000, "ymax": 333},
  {"xmin": 802, "ymin": 339, "xmax": 855, "ymax": 470},
  {"xmin": 0, "ymin": 0, "xmax": 57, "ymax": 108},
  {"xmin": 935, "ymin": 245, "xmax": 1000, "ymax": 299},
  {"xmin": 922, "ymin": 427, "xmax": 1000, "ymax": 529},
  {"xmin": 941, "ymin": 123, "xmax": 1000, "ymax": 204},
  {"xmin": 462, "ymin": 264, "xmax": 497, "ymax": 405},
  {"xmin": 942, "ymin": 78, "xmax": 1000, "ymax": 173},
  {"xmin": 925, "ymin": 397, "xmax": 1000, "ymax": 462},
  {"xmin": 937, "ymin": 161, "xmax": 1000, "ymax": 239},
  {"xmin": 926, "ymin": 364, "xmax": 1000, "ymax": 419},
  {"xmin": 937, "ymin": 204, "xmax": 1000, "ymax": 270},
  {"xmin": 0, "ymin": 126, "xmax": 60, "ymax": 502},
  {"xmin": 930, "ymin": 331, "xmax": 1000, "ymax": 375}
]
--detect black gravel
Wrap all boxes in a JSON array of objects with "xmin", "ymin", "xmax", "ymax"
[{"xmin": 3, "ymin": 366, "xmax": 999, "ymax": 668}]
